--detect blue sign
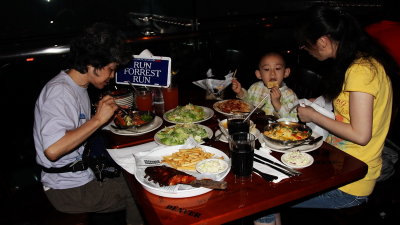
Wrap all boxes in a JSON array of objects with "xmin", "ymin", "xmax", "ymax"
[{"xmin": 116, "ymin": 55, "xmax": 171, "ymax": 87}]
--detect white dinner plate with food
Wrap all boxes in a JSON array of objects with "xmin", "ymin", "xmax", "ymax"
[
  {"xmin": 134, "ymin": 145, "xmax": 230, "ymax": 198},
  {"xmin": 163, "ymin": 104, "xmax": 214, "ymax": 124},
  {"xmin": 107, "ymin": 116, "xmax": 163, "ymax": 136},
  {"xmin": 281, "ymin": 151, "xmax": 314, "ymax": 168},
  {"xmin": 259, "ymin": 132, "xmax": 323, "ymax": 153},
  {"xmin": 154, "ymin": 123, "xmax": 214, "ymax": 146},
  {"xmin": 213, "ymin": 99, "xmax": 253, "ymax": 116}
]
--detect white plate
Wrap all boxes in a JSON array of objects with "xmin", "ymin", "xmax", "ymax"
[
  {"xmin": 215, "ymin": 128, "xmax": 260, "ymax": 143},
  {"xmin": 134, "ymin": 145, "xmax": 230, "ymax": 198},
  {"xmin": 259, "ymin": 132, "xmax": 323, "ymax": 153},
  {"xmin": 213, "ymin": 99, "xmax": 253, "ymax": 116},
  {"xmin": 109, "ymin": 116, "xmax": 163, "ymax": 136},
  {"xmin": 281, "ymin": 151, "xmax": 314, "ymax": 168},
  {"xmin": 163, "ymin": 106, "xmax": 214, "ymax": 124},
  {"xmin": 154, "ymin": 124, "xmax": 214, "ymax": 146}
]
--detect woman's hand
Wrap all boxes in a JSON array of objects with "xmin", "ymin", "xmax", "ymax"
[{"xmin": 297, "ymin": 106, "xmax": 318, "ymax": 123}]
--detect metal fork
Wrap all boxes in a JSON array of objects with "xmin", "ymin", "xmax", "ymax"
[
  {"xmin": 213, "ymin": 131, "xmax": 224, "ymax": 141},
  {"xmin": 276, "ymin": 136, "xmax": 323, "ymax": 151},
  {"xmin": 253, "ymin": 168, "xmax": 278, "ymax": 181}
]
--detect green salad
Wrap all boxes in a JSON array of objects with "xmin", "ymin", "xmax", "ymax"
[
  {"xmin": 165, "ymin": 104, "xmax": 206, "ymax": 123},
  {"xmin": 156, "ymin": 123, "xmax": 209, "ymax": 145}
]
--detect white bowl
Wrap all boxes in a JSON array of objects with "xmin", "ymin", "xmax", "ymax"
[
  {"xmin": 281, "ymin": 151, "xmax": 314, "ymax": 168},
  {"xmin": 196, "ymin": 159, "xmax": 229, "ymax": 175}
]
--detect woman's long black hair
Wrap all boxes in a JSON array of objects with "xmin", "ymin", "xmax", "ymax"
[{"xmin": 295, "ymin": 5, "xmax": 399, "ymax": 101}]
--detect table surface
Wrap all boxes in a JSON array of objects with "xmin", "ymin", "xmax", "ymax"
[{"xmin": 102, "ymin": 99, "xmax": 368, "ymax": 225}]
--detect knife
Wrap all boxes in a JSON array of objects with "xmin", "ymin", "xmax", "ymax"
[
  {"xmin": 254, "ymin": 155, "xmax": 302, "ymax": 176},
  {"xmin": 254, "ymin": 154, "xmax": 301, "ymax": 175},
  {"xmin": 187, "ymin": 180, "xmax": 228, "ymax": 189},
  {"xmin": 254, "ymin": 158, "xmax": 298, "ymax": 177}
]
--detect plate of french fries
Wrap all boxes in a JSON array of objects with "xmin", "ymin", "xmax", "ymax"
[{"xmin": 134, "ymin": 145, "xmax": 230, "ymax": 198}]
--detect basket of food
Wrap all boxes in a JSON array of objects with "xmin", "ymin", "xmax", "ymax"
[{"xmin": 263, "ymin": 121, "xmax": 312, "ymax": 146}]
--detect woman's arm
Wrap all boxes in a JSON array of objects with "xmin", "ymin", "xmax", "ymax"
[
  {"xmin": 298, "ymin": 91, "xmax": 373, "ymax": 145},
  {"xmin": 44, "ymin": 96, "xmax": 118, "ymax": 161}
]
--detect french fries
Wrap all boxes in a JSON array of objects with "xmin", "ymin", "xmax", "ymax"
[{"xmin": 162, "ymin": 147, "xmax": 215, "ymax": 171}]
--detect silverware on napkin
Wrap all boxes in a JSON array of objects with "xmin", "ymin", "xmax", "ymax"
[{"xmin": 254, "ymin": 154, "xmax": 302, "ymax": 176}]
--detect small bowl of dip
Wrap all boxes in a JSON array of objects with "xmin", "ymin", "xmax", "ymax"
[
  {"xmin": 196, "ymin": 159, "xmax": 229, "ymax": 176},
  {"xmin": 281, "ymin": 150, "xmax": 314, "ymax": 168}
]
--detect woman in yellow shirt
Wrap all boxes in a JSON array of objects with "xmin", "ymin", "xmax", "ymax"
[{"xmin": 255, "ymin": 5, "xmax": 399, "ymax": 225}]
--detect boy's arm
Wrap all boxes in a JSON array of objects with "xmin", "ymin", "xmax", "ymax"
[
  {"xmin": 276, "ymin": 88, "xmax": 299, "ymax": 119},
  {"xmin": 237, "ymin": 88, "xmax": 248, "ymax": 99},
  {"xmin": 232, "ymin": 79, "xmax": 245, "ymax": 98}
]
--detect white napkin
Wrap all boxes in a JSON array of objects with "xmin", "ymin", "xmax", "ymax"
[
  {"xmin": 138, "ymin": 49, "xmax": 154, "ymax": 57},
  {"xmin": 253, "ymin": 143, "xmax": 289, "ymax": 183},
  {"xmin": 193, "ymin": 69, "xmax": 234, "ymax": 95},
  {"xmin": 298, "ymin": 96, "xmax": 335, "ymax": 140},
  {"xmin": 106, "ymin": 141, "xmax": 160, "ymax": 175}
]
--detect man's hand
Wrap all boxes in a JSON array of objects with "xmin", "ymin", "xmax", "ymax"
[{"xmin": 93, "ymin": 95, "xmax": 118, "ymax": 125}]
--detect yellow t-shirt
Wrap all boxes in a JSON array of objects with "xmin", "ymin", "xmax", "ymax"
[{"xmin": 326, "ymin": 57, "xmax": 392, "ymax": 196}]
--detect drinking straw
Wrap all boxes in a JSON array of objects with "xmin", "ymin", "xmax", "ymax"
[{"xmin": 244, "ymin": 94, "xmax": 269, "ymax": 122}]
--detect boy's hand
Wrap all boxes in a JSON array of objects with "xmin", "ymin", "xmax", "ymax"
[
  {"xmin": 270, "ymin": 87, "xmax": 282, "ymax": 111},
  {"xmin": 231, "ymin": 79, "xmax": 244, "ymax": 97}
]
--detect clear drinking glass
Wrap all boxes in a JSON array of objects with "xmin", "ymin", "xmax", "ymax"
[
  {"xmin": 135, "ymin": 87, "xmax": 153, "ymax": 112},
  {"xmin": 227, "ymin": 114, "xmax": 250, "ymax": 135},
  {"xmin": 162, "ymin": 86, "xmax": 179, "ymax": 111},
  {"xmin": 229, "ymin": 132, "xmax": 256, "ymax": 182}
]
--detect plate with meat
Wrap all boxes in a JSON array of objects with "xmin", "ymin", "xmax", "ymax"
[
  {"xmin": 108, "ymin": 116, "xmax": 163, "ymax": 136},
  {"xmin": 213, "ymin": 99, "xmax": 253, "ymax": 116},
  {"xmin": 134, "ymin": 145, "xmax": 230, "ymax": 198}
]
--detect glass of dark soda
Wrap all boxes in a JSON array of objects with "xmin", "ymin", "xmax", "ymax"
[
  {"xmin": 227, "ymin": 114, "xmax": 250, "ymax": 135},
  {"xmin": 229, "ymin": 132, "xmax": 256, "ymax": 181}
]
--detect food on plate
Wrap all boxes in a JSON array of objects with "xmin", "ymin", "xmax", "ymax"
[
  {"xmin": 282, "ymin": 151, "xmax": 312, "ymax": 166},
  {"xmin": 162, "ymin": 147, "xmax": 215, "ymax": 170},
  {"xmin": 114, "ymin": 110, "xmax": 154, "ymax": 128},
  {"xmin": 266, "ymin": 81, "xmax": 278, "ymax": 88},
  {"xmin": 215, "ymin": 99, "xmax": 252, "ymax": 114},
  {"xmin": 156, "ymin": 123, "xmax": 209, "ymax": 145},
  {"xmin": 144, "ymin": 165, "xmax": 228, "ymax": 189},
  {"xmin": 145, "ymin": 165, "xmax": 197, "ymax": 186},
  {"xmin": 165, "ymin": 103, "xmax": 205, "ymax": 123},
  {"xmin": 264, "ymin": 123, "xmax": 310, "ymax": 141},
  {"xmin": 196, "ymin": 159, "xmax": 228, "ymax": 174}
]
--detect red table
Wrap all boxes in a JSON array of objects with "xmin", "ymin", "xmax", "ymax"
[{"xmin": 102, "ymin": 108, "xmax": 368, "ymax": 225}]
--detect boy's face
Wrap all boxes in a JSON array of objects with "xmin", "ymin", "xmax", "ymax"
[
  {"xmin": 255, "ymin": 54, "xmax": 290, "ymax": 88},
  {"xmin": 88, "ymin": 63, "xmax": 118, "ymax": 89}
]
